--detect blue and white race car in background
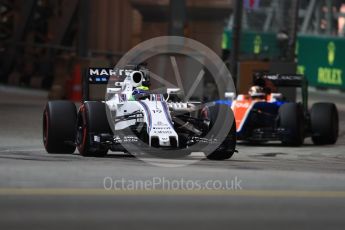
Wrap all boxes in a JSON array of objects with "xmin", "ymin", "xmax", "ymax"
[{"xmin": 229, "ymin": 74, "xmax": 339, "ymax": 145}]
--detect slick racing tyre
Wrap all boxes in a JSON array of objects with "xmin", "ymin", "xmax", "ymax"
[
  {"xmin": 206, "ymin": 120, "xmax": 236, "ymax": 160},
  {"xmin": 279, "ymin": 103, "xmax": 304, "ymax": 146},
  {"xmin": 310, "ymin": 103, "xmax": 338, "ymax": 145},
  {"xmin": 203, "ymin": 103, "xmax": 236, "ymax": 160},
  {"xmin": 43, "ymin": 101, "xmax": 77, "ymax": 153},
  {"xmin": 77, "ymin": 101, "xmax": 112, "ymax": 157}
]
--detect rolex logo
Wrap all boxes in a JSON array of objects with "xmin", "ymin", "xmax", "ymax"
[
  {"xmin": 254, "ymin": 35, "xmax": 262, "ymax": 54},
  {"xmin": 328, "ymin": 42, "xmax": 336, "ymax": 66}
]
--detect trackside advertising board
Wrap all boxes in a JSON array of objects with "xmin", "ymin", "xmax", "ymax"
[
  {"xmin": 296, "ymin": 36, "xmax": 344, "ymax": 89},
  {"xmin": 223, "ymin": 30, "xmax": 345, "ymax": 89}
]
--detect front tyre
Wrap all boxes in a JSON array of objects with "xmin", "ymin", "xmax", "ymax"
[
  {"xmin": 206, "ymin": 121, "xmax": 236, "ymax": 160},
  {"xmin": 311, "ymin": 103, "xmax": 338, "ymax": 145},
  {"xmin": 43, "ymin": 101, "xmax": 77, "ymax": 153},
  {"xmin": 204, "ymin": 103, "xmax": 236, "ymax": 160}
]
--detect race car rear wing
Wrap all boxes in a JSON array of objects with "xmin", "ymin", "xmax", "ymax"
[
  {"xmin": 253, "ymin": 74, "xmax": 306, "ymax": 87},
  {"xmin": 82, "ymin": 65, "xmax": 149, "ymax": 102},
  {"xmin": 82, "ymin": 68, "xmax": 114, "ymax": 102},
  {"xmin": 253, "ymin": 73, "xmax": 309, "ymax": 113}
]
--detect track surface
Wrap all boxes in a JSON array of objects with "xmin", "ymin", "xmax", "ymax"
[{"xmin": 1, "ymin": 85, "xmax": 345, "ymax": 230}]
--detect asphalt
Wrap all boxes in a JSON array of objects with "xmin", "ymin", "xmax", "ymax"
[{"xmin": 0, "ymin": 85, "xmax": 345, "ymax": 230}]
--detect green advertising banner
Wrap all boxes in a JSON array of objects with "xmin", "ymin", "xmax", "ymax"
[
  {"xmin": 223, "ymin": 30, "xmax": 280, "ymax": 58},
  {"xmin": 296, "ymin": 36, "xmax": 344, "ymax": 89},
  {"xmin": 223, "ymin": 30, "xmax": 345, "ymax": 89}
]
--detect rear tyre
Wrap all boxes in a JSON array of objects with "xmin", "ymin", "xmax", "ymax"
[
  {"xmin": 43, "ymin": 101, "xmax": 77, "ymax": 153},
  {"xmin": 279, "ymin": 103, "xmax": 304, "ymax": 146},
  {"xmin": 311, "ymin": 103, "xmax": 338, "ymax": 145},
  {"xmin": 77, "ymin": 101, "xmax": 112, "ymax": 157}
]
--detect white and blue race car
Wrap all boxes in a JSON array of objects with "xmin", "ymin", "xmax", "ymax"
[{"xmin": 43, "ymin": 65, "xmax": 236, "ymax": 160}]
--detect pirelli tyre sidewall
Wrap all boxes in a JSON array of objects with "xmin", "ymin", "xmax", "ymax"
[
  {"xmin": 311, "ymin": 102, "xmax": 339, "ymax": 145},
  {"xmin": 202, "ymin": 103, "xmax": 236, "ymax": 160},
  {"xmin": 278, "ymin": 103, "xmax": 305, "ymax": 146},
  {"xmin": 77, "ymin": 101, "xmax": 111, "ymax": 157},
  {"xmin": 43, "ymin": 100, "xmax": 77, "ymax": 153}
]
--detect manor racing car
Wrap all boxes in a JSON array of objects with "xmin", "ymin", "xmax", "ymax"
[
  {"xmin": 43, "ymin": 65, "xmax": 236, "ymax": 160},
  {"xmin": 230, "ymin": 74, "xmax": 339, "ymax": 145}
]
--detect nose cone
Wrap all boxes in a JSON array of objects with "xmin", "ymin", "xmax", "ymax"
[{"xmin": 159, "ymin": 136, "xmax": 170, "ymax": 146}]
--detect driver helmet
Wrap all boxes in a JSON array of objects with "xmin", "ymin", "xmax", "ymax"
[
  {"xmin": 248, "ymin": 85, "xmax": 265, "ymax": 98},
  {"xmin": 130, "ymin": 85, "xmax": 150, "ymax": 101}
]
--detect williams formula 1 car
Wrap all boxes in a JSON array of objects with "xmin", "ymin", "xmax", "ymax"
[
  {"xmin": 43, "ymin": 65, "xmax": 236, "ymax": 160},
  {"xmin": 229, "ymin": 74, "xmax": 339, "ymax": 145}
]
